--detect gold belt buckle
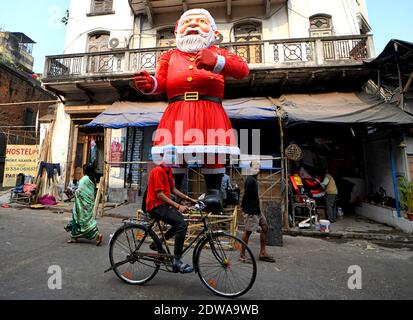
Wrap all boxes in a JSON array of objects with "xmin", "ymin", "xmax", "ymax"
[{"xmin": 184, "ymin": 92, "xmax": 199, "ymax": 101}]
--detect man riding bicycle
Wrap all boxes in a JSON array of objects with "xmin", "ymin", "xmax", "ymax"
[{"xmin": 146, "ymin": 154, "xmax": 198, "ymax": 274}]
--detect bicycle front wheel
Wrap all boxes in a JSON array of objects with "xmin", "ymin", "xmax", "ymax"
[
  {"xmin": 195, "ymin": 233, "xmax": 257, "ymax": 298},
  {"xmin": 109, "ymin": 224, "xmax": 161, "ymax": 285}
]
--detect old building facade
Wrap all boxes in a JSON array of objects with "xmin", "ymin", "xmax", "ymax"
[
  {"xmin": 0, "ymin": 32, "xmax": 36, "ymax": 72},
  {"xmin": 42, "ymin": 0, "xmax": 413, "ymax": 235}
]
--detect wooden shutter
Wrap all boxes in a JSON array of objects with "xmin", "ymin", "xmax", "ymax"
[
  {"xmin": 234, "ymin": 23, "xmax": 262, "ymax": 64},
  {"xmin": 157, "ymin": 28, "xmax": 176, "ymax": 47},
  {"xmin": 93, "ymin": 0, "xmax": 113, "ymax": 13},
  {"xmin": 103, "ymin": 0, "xmax": 113, "ymax": 12}
]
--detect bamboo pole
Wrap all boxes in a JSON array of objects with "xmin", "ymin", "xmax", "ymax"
[
  {"xmin": 394, "ymin": 43, "xmax": 405, "ymax": 110},
  {"xmin": 69, "ymin": 126, "xmax": 79, "ymax": 182},
  {"xmin": 0, "ymin": 100, "xmax": 58, "ymax": 106},
  {"xmin": 102, "ymin": 129, "xmax": 112, "ymax": 217},
  {"xmin": 268, "ymin": 97, "xmax": 290, "ymax": 230},
  {"xmin": 403, "ymin": 70, "xmax": 413, "ymax": 94},
  {"xmin": 93, "ymin": 179, "xmax": 103, "ymax": 219}
]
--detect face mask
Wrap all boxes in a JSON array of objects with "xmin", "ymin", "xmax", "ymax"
[{"xmin": 162, "ymin": 145, "xmax": 180, "ymax": 168}]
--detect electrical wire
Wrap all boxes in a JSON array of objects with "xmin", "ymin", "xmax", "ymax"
[
  {"xmin": 341, "ymin": 0, "xmax": 354, "ymax": 34},
  {"xmin": 64, "ymin": 28, "xmax": 134, "ymax": 52}
]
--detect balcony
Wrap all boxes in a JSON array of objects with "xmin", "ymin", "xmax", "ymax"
[{"xmin": 43, "ymin": 35, "xmax": 375, "ymax": 101}]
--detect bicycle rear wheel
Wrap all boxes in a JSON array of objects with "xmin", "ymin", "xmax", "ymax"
[
  {"xmin": 195, "ymin": 233, "xmax": 257, "ymax": 298},
  {"xmin": 109, "ymin": 224, "xmax": 161, "ymax": 285}
]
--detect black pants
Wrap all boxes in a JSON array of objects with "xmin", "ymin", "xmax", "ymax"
[{"xmin": 149, "ymin": 205, "xmax": 188, "ymax": 260}]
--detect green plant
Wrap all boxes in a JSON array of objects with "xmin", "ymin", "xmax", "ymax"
[
  {"xmin": 397, "ymin": 177, "xmax": 413, "ymax": 213},
  {"xmin": 61, "ymin": 10, "xmax": 69, "ymax": 25}
]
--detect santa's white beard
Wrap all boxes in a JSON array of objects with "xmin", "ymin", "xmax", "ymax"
[{"xmin": 176, "ymin": 31, "xmax": 215, "ymax": 53}]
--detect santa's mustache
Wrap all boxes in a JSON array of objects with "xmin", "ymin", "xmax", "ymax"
[{"xmin": 182, "ymin": 27, "xmax": 210, "ymax": 37}]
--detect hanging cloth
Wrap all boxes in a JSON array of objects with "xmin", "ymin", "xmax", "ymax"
[{"xmin": 90, "ymin": 136, "xmax": 97, "ymax": 163}]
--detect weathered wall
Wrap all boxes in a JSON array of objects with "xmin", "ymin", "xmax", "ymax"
[
  {"xmin": 288, "ymin": 0, "xmax": 366, "ymax": 38},
  {"xmin": 0, "ymin": 63, "xmax": 55, "ymax": 185},
  {"xmin": 0, "ymin": 64, "xmax": 53, "ymax": 124},
  {"xmin": 365, "ymin": 137, "xmax": 406, "ymax": 198},
  {"xmin": 65, "ymin": 0, "xmax": 370, "ymax": 53},
  {"xmin": 64, "ymin": 0, "xmax": 134, "ymax": 54}
]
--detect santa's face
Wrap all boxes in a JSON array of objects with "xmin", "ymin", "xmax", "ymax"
[{"xmin": 176, "ymin": 14, "xmax": 216, "ymax": 53}]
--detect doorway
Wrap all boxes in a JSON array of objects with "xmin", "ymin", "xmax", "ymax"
[{"xmin": 70, "ymin": 124, "xmax": 105, "ymax": 184}]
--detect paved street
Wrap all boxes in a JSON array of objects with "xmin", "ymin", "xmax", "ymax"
[{"xmin": 0, "ymin": 207, "xmax": 412, "ymax": 300}]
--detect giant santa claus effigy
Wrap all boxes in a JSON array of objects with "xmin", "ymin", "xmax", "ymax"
[{"xmin": 134, "ymin": 8, "xmax": 249, "ymax": 209}]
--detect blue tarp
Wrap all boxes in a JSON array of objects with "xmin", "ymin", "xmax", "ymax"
[
  {"xmin": 85, "ymin": 93, "xmax": 413, "ymax": 129},
  {"xmin": 85, "ymin": 98, "xmax": 276, "ymax": 128}
]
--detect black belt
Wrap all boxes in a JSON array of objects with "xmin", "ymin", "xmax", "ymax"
[{"xmin": 168, "ymin": 92, "xmax": 222, "ymax": 104}]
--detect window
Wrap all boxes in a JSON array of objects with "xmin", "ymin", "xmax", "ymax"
[
  {"xmin": 157, "ymin": 28, "xmax": 176, "ymax": 48},
  {"xmin": 90, "ymin": 0, "xmax": 114, "ymax": 15},
  {"xmin": 233, "ymin": 22, "xmax": 262, "ymax": 64},
  {"xmin": 88, "ymin": 33, "xmax": 110, "ymax": 53},
  {"xmin": 309, "ymin": 14, "xmax": 333, "ymax": 37},
  {"xmin": 87, "ymin": 32, "xmax": 112, "ymax": 73},
  {"xmin": 24, "ymin": 108, "xmax": 34, "ymax": 127}
]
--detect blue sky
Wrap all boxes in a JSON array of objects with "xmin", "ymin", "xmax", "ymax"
[
  {"xmin": 0, "ymin": 0, "xmax": 70, "ymax": 73},
  {"xmin": 366, "ymin": 0, "xmax": 413, "ymax": 54},
  {"xmin": 0, "ymin": 0, "xmax": 412, "ymax": 73}
]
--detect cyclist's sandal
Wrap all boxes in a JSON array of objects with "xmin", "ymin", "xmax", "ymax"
[
  {"xmin": 238, "ymin": 256, "xmax": 253, "ymax": 264},
  {"xmin": 259, "ymin": 255, "xmax": 275, "ymax": 263},
  {"xmin": 173, "ymin": 263, "xmax": 194, "ymax": 274}
]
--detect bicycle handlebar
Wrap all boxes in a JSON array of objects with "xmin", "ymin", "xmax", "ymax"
[{"xmin": 188, "ymin": 201, "xmax": 207, "ymax": 213}]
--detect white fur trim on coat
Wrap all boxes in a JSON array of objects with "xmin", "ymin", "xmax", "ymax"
[
  {"xmin": 141, "ymin": 76, "xmax": 158, "ymax": 95},
  {"xmin": 152, "ymin": 145, "xmax": 240, "ymax": 155}
]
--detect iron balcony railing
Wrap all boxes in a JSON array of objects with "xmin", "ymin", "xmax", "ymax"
[{"xmin": 44, "ymin": 35, "xmax": 374, "ymax": 80}]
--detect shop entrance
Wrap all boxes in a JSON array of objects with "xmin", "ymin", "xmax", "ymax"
[
  {"xmin": 285, "ymin": 124, "xmax": 366, "ymax": 225},
  {"xmin": 69, "ymin": 123, "xmax": 105, "ymax": 184}
]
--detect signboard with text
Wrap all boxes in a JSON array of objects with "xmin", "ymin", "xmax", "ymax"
[{"xmin": 2, "ymin": 145, "xmax": 39, "ymax": 187}]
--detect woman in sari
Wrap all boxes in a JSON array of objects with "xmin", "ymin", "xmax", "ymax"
[{"xmin": 65, "ymin": 165, "xmax": 103, "ymax": 246}]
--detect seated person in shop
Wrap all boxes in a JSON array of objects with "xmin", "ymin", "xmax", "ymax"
[{"xmin": 297, "ymin": 165, "xmax": 325, "ymax": 199}]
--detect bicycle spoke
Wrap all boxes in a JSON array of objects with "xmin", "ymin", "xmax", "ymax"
[
  {"xmin": 113, "ymin": 240, "xmax": 132, "ymax": 254},
  {"xmin": 196, "ymin": 234, "xmax": 256, "ymax": 297},
  {"xmin": 110, "ymin": 225, "xmax": 160, "ymax": 285}
]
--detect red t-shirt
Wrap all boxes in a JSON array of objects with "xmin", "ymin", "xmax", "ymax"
[{"xmin": 146, "ymin": 165, "xmax": 175, "ymax": 212}]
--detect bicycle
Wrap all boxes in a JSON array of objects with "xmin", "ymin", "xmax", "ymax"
[{"xmin": 105, "ymin": 202, "xmax": 257, "ymax": 298}]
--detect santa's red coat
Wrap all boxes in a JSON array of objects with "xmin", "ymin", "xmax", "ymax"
[{"xmin": 151, "ymin": 46, "xmax": 249, "ymax": 154}]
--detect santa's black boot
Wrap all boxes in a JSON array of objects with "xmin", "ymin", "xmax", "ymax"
[{"xmin": 203, "ymin": 174, "xmax": 224, "ymax": 213}]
